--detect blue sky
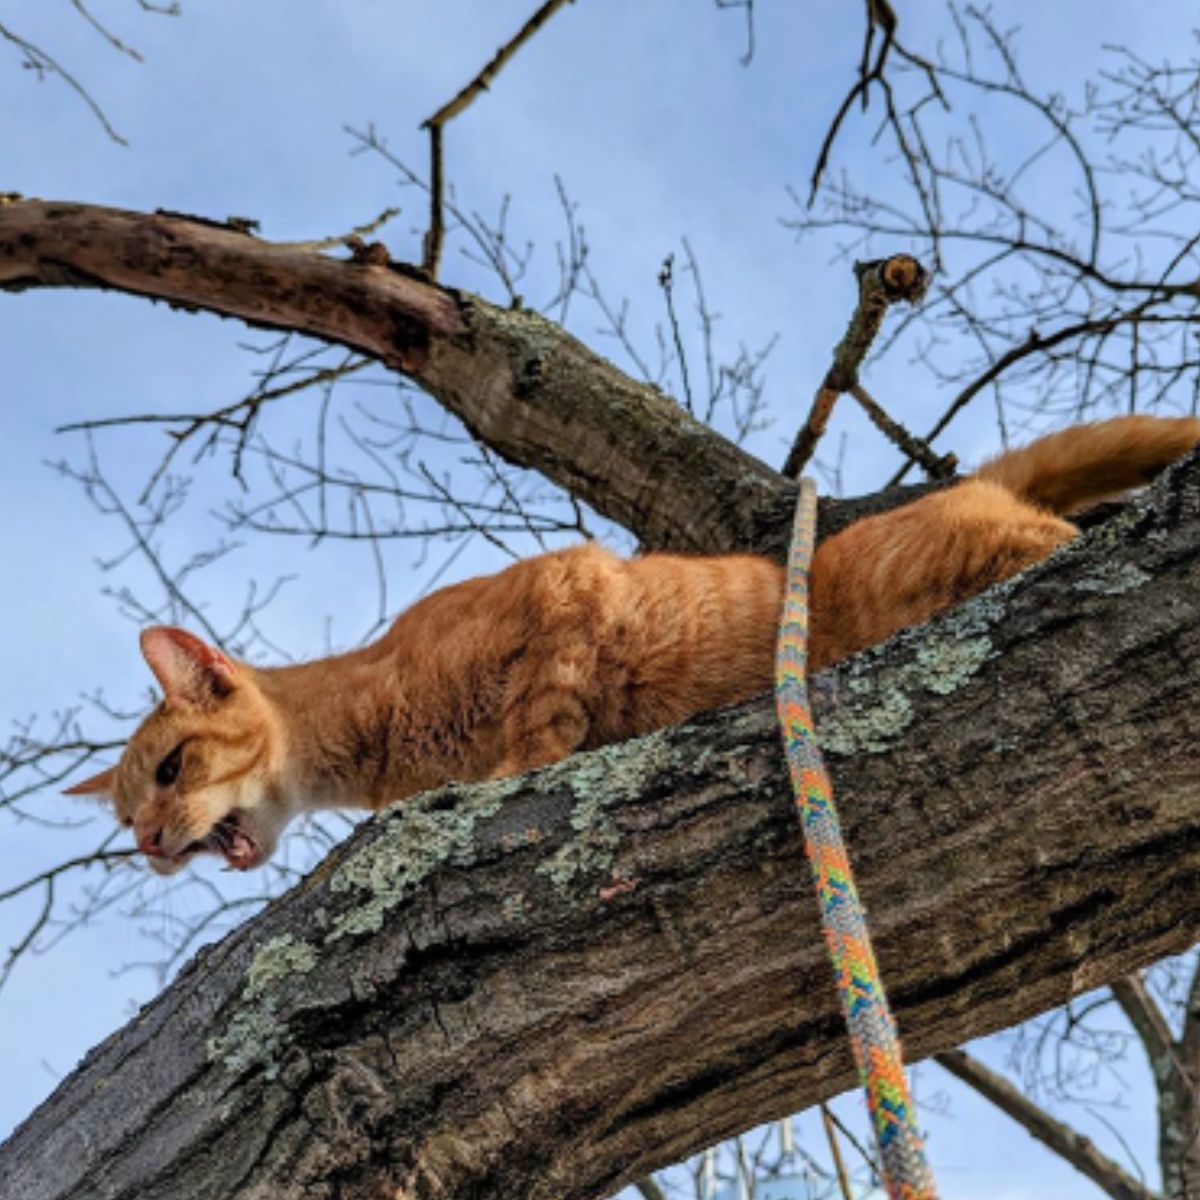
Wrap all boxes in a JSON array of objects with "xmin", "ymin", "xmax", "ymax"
[{"xmin": 0, "ymin": 2, "xmax": 1187, "ymax": 1196}]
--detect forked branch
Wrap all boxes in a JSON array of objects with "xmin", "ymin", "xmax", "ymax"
[
  {"xmin": 421, "ymin": 0, "xmax": 577, "ymax": 275},
  {"xmin": 782, "ymin": 253, "xmax": 951, "ymax": 480}
]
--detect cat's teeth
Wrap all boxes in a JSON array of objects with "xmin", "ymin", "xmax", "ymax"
[{"xmin": 226, "ymin": 830, "xmax": 255, "ymax": 863}]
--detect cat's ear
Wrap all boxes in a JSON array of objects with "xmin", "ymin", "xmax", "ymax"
[
  {"xmin": 140, "ymin": 627, "xmax": 237, "ymax": 705},
  {"xmin": 63, "ymin": 765, "xmax": 117, "ymax": 798}
]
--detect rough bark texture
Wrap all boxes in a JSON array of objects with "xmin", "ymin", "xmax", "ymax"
[
  {"xmin": 0, "ymin": 199, "xmax": 795, "ymax": 555},
  {"xmin": 5, "ymin": 453, "xmax": 1200, "ymax": 1200},
  {"xmin": 0, "ymin": 198, "xmax": 943, "ymax": 559}
]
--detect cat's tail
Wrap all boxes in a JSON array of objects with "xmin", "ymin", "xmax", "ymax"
[{"xmin": 973, "ymin": 414, "xmax": 1200, "ymax": 514}]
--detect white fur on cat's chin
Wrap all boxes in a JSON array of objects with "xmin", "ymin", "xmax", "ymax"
[{"xmin": 146, "ymin": 854, "xmax": 190, "ymax": 877}]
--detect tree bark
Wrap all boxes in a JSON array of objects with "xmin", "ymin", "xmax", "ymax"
[
  {"xmin": 4, "ymin": 450, "xmax": 1200, "ymax": 1200},
  {"xmin": 0, "ymin": 199, "xmax": 794, "ymax": 554},
  {"xmin": 0, "ymin": 198, "xmax": 940, "ymax": 559}
]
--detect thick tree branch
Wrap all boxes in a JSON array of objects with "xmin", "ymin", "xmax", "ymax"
[
  {"xmin": 1115, "ymin": 971, "xmax": 1200, "ymax": 1199},
  {"xmin": 1114, "ymin": 962, "xmax": 1200, "ymax": 1198},
  {"xmin": 0, "ymin": 198, "xmax": 794, "ymax": 555},
  {"xmin": 633, "ymin": 1179, "xmax": 668, "ymax": 1200},
  {"xmin": 936, "ymin": 1049, "xmax": 1160, "ymax": 1200},
  {"xmin": 0, "ymin": 199, "xmax": 946, "ymax": 558},
  {"xmin": 5, "ymin": 448, "xmax": 1200, "ymax": 1200}
]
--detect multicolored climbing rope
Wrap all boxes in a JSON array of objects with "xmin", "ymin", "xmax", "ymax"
[{"xmin": 775, "ymin": 477, "xmax": 939, "ymax": 1200}]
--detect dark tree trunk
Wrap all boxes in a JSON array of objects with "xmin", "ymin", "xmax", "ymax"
[{"xmin": 4, "ymin": 451, "xmax": 1200, "ymax": 1200}]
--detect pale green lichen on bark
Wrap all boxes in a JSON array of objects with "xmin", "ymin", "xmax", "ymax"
[
  {"xmin": 1072, "ymin": 561, "xmax": 1152, "ymax": 596},
  {"xmin": 535, "ymin": 732, "xmax": 676, "ymax": 891},
  {"xmin": 816, "ymin": 480, "xmax": 1168, "ymax": 757},
  {"xmin": 206, "ymin": 781, "xmax": 514, "ymax": 1075},
  {"xmin": 819, "ymin": 591, "xmax": 1003, "ymax": 757},
  {"xmin": 914, "ymin": 635, "xmax": 993, "ymax": 695},
  {"xmin": 537, "ymin": 788, "xmax": 620, "ymax": 890},
  {"xmin": 477, "ymin": 295, "xmax": 568, "ymax": 360},
  {"xmin": 818, "ymin": 686, "xmax": 914, "ymax": 756},
  {"xmin": 205, "ymin": 934, "xmax": 318, "ymax": 1077},
  {"xmin": 246, "ymin": 934, "xmax": 317, "ymax": 998},
  {"xmin": 207, "ymin": 997, "xmax": 289, "ymax": 1079},
  {"xmin": 534, "ymin": 754, "xmax": 630, "ymax": 891},
  {"xmin": 325, "ymin": 782, "xmax": 508, "ymax": 942}
]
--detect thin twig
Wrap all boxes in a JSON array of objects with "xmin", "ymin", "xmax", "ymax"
[
  {"xmin": 783, "ymin": 253, "xmax": 929, "ymax": 478},
  {"xmin": 277, "ymin": 206, "xmax": 401, "ymax": 252},
  {"xmin": 850, "ymin": 383, "xmax": 956, "ymax": 480},
  {"xmin": 420, "ymin": 0, "xmax": 577, "ymax": 276},
  {"xmin": 60, "ymin": 356, "xmax": 372, "ymax": 502},
  {"xmin": 713, "ymin": 0, "xmax": 756, "ymax": 64},
  {"xmin": 658, "ymin": 254, "xmax": 695, "ymax": 414},
  {"xmin": 423, "ymin": 123, "xmax": 445, "ymax": 276},
  {"xmin": 0, "ymin": 18, "xmax": 127, "ymax": 144},
  {"xmin": 820, "ymin": 1104, "xmax": 855, "ymax": 1200},
  {"xmin": 887, "ymin": 310, "xmax": 1146, "ymax": 487},
  {"xmin": 807, "ymin": 0, "xmax": 947, "ymax": 205}
]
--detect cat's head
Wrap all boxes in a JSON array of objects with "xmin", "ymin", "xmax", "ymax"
[{"xmin": 66, "ymin": 627, "xmax": 292, "ymax": 875}]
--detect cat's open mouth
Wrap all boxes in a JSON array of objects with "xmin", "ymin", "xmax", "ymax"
[{"xmin": 180, "ymin": 810, "xmax": 262, "ymax": 870}]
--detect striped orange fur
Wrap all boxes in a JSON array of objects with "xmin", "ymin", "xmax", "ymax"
[{"xmin": 66, "ymin": 415, "xmax": 1200, "ymax": 871}]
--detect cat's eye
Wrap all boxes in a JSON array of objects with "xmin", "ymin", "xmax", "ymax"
[{"xmin": 155, "ymin": 744, "xmax": 184, "ymax": 788}]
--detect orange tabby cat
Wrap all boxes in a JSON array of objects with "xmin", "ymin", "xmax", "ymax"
[{"xmin": 67, "ymin": 415, "xmax": 1199, "ymax": 873}]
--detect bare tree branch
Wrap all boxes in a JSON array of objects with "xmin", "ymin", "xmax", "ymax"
[
  {"xmin": 0, "ymin": 18, "xmax": 127, "ymax": 144},
  {"xmin": 0, "ymin": 197, "xmax": 861, "ymax": 557},
  {"xmin": 633, "ymin": 1178, "xmax": 669, "ymax": 1200},
  {"xmin": 937, "ymin": 1048, "xmax": 1160, "ymax": 1200},
  {"xmin": 421, "ymin": 0, "xmax": 577, "ymax": 275},
  {"xmin": 1113, "ymin": 974, "xmax": 1177, "ymax": 1082},
  {"xmin": 0, "ymin": 1, "xmax": 181, "ymax": 142},
  {"xmin": 782, "ymin": 253, "xmax": 943, "ymax": 478},
  {"xmin": 791, "ymin": 5, "xmax": 1200, "ymax": 489}
]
